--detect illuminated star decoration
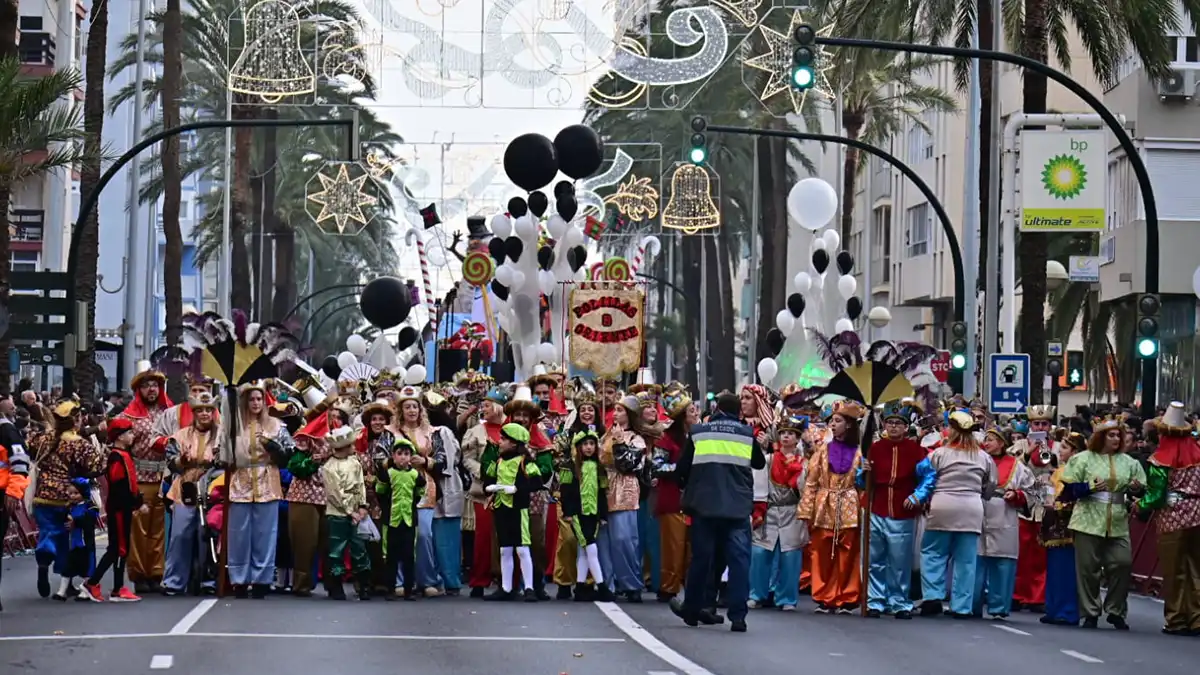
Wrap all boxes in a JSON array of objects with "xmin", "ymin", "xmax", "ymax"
[
  {"xmin": 742, "ymin": 10, "xmax": 835, "ymax": 115},
  {"xmin": 307, "ymin": 163, "xmax": 378, "ymax": 233}
]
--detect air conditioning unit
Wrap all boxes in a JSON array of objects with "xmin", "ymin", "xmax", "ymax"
[{"xmin": 1157, "ymin": 69, "xmax": 1195, "ymax": 101}]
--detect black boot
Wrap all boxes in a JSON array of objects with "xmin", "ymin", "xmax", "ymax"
[
  {"xmin": 357, "ymin": 581, "xmax": 372, "ymax": 601},
  {"xmin": 251, "ymin": 584, "xmax": 269, "ymax": 599},
  {"xmin": 37, "ymin": 566, "xmax": 50, "ymax": 598},
  {"xmin": 573, "ymin": 583, "xmax": 595, "ymax": 602},
  {"xmin": 235, "ymin": 585, "xmax": 249, "ymax": 599},
  {"xmin": 326, "ymin": 577, "xmax": 347, "ymax": 601},
  {"xmin": 484, "ymin": 588, "xmax": 513, "ymax": 602},
  {"xmin": 556, "ymin": 585, "xmax": 573, "ymax": 600},
  {"xmin": 470, "ymin": 586, "xmax": 485, "ymax": 598},
  {"xmin": 523, "ymin": 588, "xmax": 538, "ymax": 603},
  {"xmin": 534, "ymin": 579, "xmax": 551, "ymax": 601},
  {"xmin": 595, "ymin": 585, "xmax": 615, "ymax": 602}
]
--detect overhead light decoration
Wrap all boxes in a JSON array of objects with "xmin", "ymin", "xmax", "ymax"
[
  {"xmin": 227, "ymin": 0, "xmax": 316, "ymax": 103},
  {"xmin": 710, "ymin": 0, "xmax": 763, "ymax": 27},
  {"xmin": 661, "ymin": 162, "xmax": 720, "ymax": 234},
  {"xmin": 604, "ymin": 175, "xmax": 660, "ymax": 221},
  {"xmin": 741, "ymin": 9, "xmax": 834, "ymax": 115},
  {"xmin": 305, "ymin": 161, "xmax": 378, "ymax": 235}
]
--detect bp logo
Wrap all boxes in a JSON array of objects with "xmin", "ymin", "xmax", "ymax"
[{"xmin": 1041, "ymin": 154, "xmax": 1087, "ymax": 200}]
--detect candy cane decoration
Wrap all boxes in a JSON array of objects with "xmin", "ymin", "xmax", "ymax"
[
  {"xmin": 630, "ymin": 235, "xmax": 662, "ymax": 277},
  {"xmin": 406, "ymin": 227, "xmax": 437, "ymax": 326}
]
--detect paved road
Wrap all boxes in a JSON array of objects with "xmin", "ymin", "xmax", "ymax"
[{"xmin": 2, "ymin": 553, "xmax": 1193, "ymax": 675}]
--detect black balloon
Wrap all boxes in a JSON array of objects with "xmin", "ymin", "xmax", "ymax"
[
  {"xmin": 359, "ymin": 276, "xmax": 412, "ymax": 329},
  {"xmin": 846, "ymin": 297, "xmax": 863, "ymax": 321},
  {"xmin": 491, "ymin": 281, "xmax": 510, "ymax": 301},
  {"xmin": 507, "ymin": 196, "xmax": 528, "ymax": 218},
  {"xmin": 812, "ymin": 249, "xmax": 830, "ymax": 275},
  {"xmin": 321, "ymin": 355, "xmax": 341, "ymax": 379},
  {"xmin": 553, "ymin": 124, "xmax": 604, "ymax": 180},
  {"xmin": 766, "ymin": 328, "xmax": 785, "ymax": 357},
  {"xmin": 557, "ymin": 195, "xmax": 578, "ymax": 222},
  {"xmin": 787, "ymin": 293, "xmax": 806, "ymax": 318},
  {"xmin": 537, "ymin": 246, "xmax": 555, "ymax": 271},
  {"xmin": 396, "ymin": 326, "xmax": 419, "ymax": 350},
  {"xmin": 528, "ymin": 191, "xmax": 549, "ymax": 218},
  {"xmin": 554, "ymin": 180, "xmax": 575, "ymax": 199},
  {"xmin": 567, "ymin": 246, "xmax": 587, "ymax": 272},
  {"xmin": 503, "ymin": 133, "xmax": 558, "ymax": 191},
  {"xmin": 836, "ymin": 251, "xmax": 855, "ymax": 275},
  {"xmin": 504, "ymin": 236, "xmax": 524, "ymax": 263},
  {"xmin": 488, "ymin": 237, "xmax": 507, "ymax": 263}
]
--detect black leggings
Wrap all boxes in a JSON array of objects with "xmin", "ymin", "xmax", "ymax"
[
  {"xmin": 88, "ymin": 548, "xmax": 126, "ymax": 590},
  {"xmin": 386, "ymin": 523, "xmax": 416, "ymax": 595}
]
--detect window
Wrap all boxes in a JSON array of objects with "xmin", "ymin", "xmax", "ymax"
[
  {"xmin": 180, "ymin": 200, "xmax": 191, "ymax": 219},
  {"xmin": 907, "ymin": 121, "xmax": 930, "ymax": 164},
  {"xmin": 182, "ymin": 245, "xmax": 198, "ymax": 275},
  {"xmin": 872, "ymin": 206, "xmax": 892, "ymax": 282},
  {"xmin": 10, "ymin": 251, "xmax": 40, "ymax": 273},
  {"xmin": 74, "ymin": 15, "xmax": 84, "ymax": 62},
  {"xmin": 905, "ymin": 203, "xmax": 930, "ymax": 258},
  {"xmin": 922, "ymin": 111, "xmax": 935, "ymax": 159},
  {"xmin": 1167, "ymin": 36, "xmax": 1200, "ymax": 64},
  {"xmin": 19, "ymin": 16, "xmax": 43, "ymax": 31}
]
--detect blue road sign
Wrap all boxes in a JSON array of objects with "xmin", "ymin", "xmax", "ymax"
[{"xmin": 988, "ymin": 353, "xmax": 1031, "ymax": 415}]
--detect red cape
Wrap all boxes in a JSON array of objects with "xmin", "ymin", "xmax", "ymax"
[{"xmin": 1151, "ymin": 435, "xmax": 1200, "ymax": 469}]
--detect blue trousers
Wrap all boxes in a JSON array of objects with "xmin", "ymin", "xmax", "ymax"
[
  {"xmin": 227, "ymin": 502, "xmax": 279, "ymax": 586},
  {"xmin": 868, "ymin": 514, "xmax": 916, "ymax": 613},
  {"xmin": 973, "ymin": 556, "xmax": 1017, "ymax": 617},
  {"xmin": 163, "ymin": 504, "xmax": 199, "ymax": 591},
  {"xmin": 34, "ymin": 505, "xmax": 70, "ymax": 574},
  {"xmin": 415, "ymin": 508, "xmax": 439, "ymax": 588},
  {"xmin": 750, "ymin": 541, "xmax": 802, "ymax": 607},
  {"xmin": 637, "ymin": 497, "xmax": 660, "ymax": 591},
  {"xmin": 1043, "ymin": 546, "xmax": 1079, "ymax": 624},
  {"xmin": 921, "ymin": 529, "xmax": 979, "ymax": 615},
  {"xmin": 600, "ymin": 510, "xmax": 641, "ymax": 592},
  {"xmin": 684, "ymin": 516, "xmax": 751, "ymax": 622},
  {"xmin": 432, "ymin": 516, "xmax": 462, "ymax": 590}
]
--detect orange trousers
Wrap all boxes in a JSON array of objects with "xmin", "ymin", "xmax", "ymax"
[
  {"xmin": 658, "ymin": 513, "xmax": 690, "ymax": 595},
  {"xmin": 800, "ymin": 543, "xmax": 812, "ymax": 590},
  {"xmin": 809, "ymin": 527, "xmax": 861, "ymax": 608}
]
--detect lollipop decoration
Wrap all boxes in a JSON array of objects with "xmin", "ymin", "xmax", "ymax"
[
  {"xmin": 462, "ymin": 250, "xmax": 496, "ymax": 287},
  {"xmin": 603, "ymin": 256, "xmax": 632, "ymax": 282},
  {"xmin": 590, "ymin": 262, "xmax": 605, "ymax": 281},
  {"xmin": 405, "ymin": 227, "xmax": 436, "ymax": 326}
]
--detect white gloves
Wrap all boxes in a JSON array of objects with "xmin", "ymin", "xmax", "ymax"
[
  {"xmin": 502, "ymin": 485, "xmax": 517, "ymax": 495},
  {"xmin": 485, "ymin": 484, "xmax": 518, "ymax": 495},
  {"xmin": 485, "ymin": 484, "xmax": 502, "ymax": 493}
]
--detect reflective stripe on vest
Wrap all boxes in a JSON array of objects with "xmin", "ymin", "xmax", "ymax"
[{"xmin": 691, "ymin": 430, "xmax": 752, "ymax": 467}]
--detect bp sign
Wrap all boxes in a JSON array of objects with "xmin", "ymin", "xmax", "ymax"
[{"xmin": 1020, "ymin": 130, "xmax": 1107, "ymax": 232}]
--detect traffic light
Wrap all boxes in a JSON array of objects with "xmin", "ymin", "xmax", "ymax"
[
  {"xmin": 1136, "ymin": 293, "xmax": 1160, "ymax": 358},
  {"xmin": 688, "ymin": 116, "xmax": 708, "ymax": 164},
  {"xmin": 792, "ymin": 24, "xmax": 817, "ymax": 90},
  {"xmin": 949, "ymin": 321, "xmax": 968, "ymax": 370},
  {"xmin": 1046, "ymin": 351, "xmax": 1064, "ymax": 380},
  {"xmin": 1066, "ymin": 350, "xmax": 1084, "ymax": 388}
]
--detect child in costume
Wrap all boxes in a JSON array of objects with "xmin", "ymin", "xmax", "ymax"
[
  {"xmin": 483, "ymin": 423, "xmax": 544, "ymax": 602},
  {"xmin": 56, "ymin": 478, "xmax": 99, "ymax": 601},
  {"xmin": 82, "ymin": 418, "xmax": 146, "ymax": 602},
  {"xmin": 321, "ymin": 427, "xmax": 372, "ymax": 601},
  {"xmin": 560, "ymin": 429, "xmax": 613, "ymax": 602},
  {"xmin": 376, "ymin": 439, "xmax": 427, "ymax": 602}
]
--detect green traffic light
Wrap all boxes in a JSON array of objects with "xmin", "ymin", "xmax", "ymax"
[
  {"xmin": 1137, "ymin": 337, "xmax": 1158, "ymax": 358},
  {"xmin": 706, "ymin": 392, "xmax": 715, "ymax": 401},
  {"xmin": 792, "ymin": 67, "xmax": 814, "ymax": 89},
  {"xmin": 950, "ymin": 353, "xmax": 967, "ymax": 370},
  {"xmin": 689, "ymin": 146, "xmax": 707, "ymax": 164},
  {"xmin": 1068, "ymin": 368, "xmax": 1083, "ymax": 385}
]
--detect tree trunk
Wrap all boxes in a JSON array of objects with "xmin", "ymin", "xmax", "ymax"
[
  {"xmin": 266, "ymin": 115, "xmax": 293, "ymax": 322},
  {"xmin": 754, "ymin": 136, "xmax": 778, "ymax": 360},
  {"xmin": 978, "ymin": 0, "xmax": 996, "ymax": 303},
  {"xmin": 680, "ymin": 236, "xmax": 701, "ymax": 395},
  {"xmin": 1019, "ymin": 0, "xmax": 1050, "ymax": 403},
  {"xmin": 230, "ymin": 102, "xmax": 255, "ymax": 313},
  {"xmin": 73, "ymin": 0, "xmax": 108, "ymax": 403},
  {"xmin": 0, "ymin": 0, "xmax": 17, "ymax": 59},
  {"xmin": 0, "ymin": 181, "xmax": 11, "ymax": 394},
  {"xmin": 249, "ymin": 162, "xmax": 264, "ymax": 319},
  {"xmin": 160, "ymin": 0, "xmax": 184, "ymax": 401},
  {"xmin": 712, "ymin": 228, "xmax": 735, "ymax": 394},
  {"xmin": 840, "ymin": 113, "xmax": 864, "ymax": 244}
]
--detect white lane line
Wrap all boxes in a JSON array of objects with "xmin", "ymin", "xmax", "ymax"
[
  {"xmin": 1061, "ymin": 650, "xmax": 1104, "ymax": 664},
  {"xmin": 149, "ymin": 655, "xmax": 174, "ymax": 670},
  {"xmin": 168, "ymin": 599, "xmax": 217, "ymax": 635},
  {"xmin": 594, "ymin": 602, "xmax": 716, "ymax": 675},
  {"xmin": 992, "ymin": 625, "xmax": 1032, "ymax": 636},
  {"xmin": 0, "ymin": 632, "xmax": 626, "ymax": 643},
  {"xmin": 648, "ymin": 671, "xmax": 678, "ymax": 675}
]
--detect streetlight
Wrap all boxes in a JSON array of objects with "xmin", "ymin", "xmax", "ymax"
[
  {"xmin": 1046, "ymin": 260, "xmax": 1068, "ymax": 291},
  {"xmin": 867, "ymin": 306, "xmax": 891, "ymax": 329}
]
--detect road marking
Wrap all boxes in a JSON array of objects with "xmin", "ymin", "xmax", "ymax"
[
  {"xmin": 594, "ymin": 601, "xmax": 716, "ymax": 675},
  {"xmin": 168, "ymin": 599, "xmax": 217, "ymax": 635},
  {"xmin": 648, "ymin": 671, "xmax": 678, "ymax": 675},
  {"xmin": 0, "ymin": 632, "xmax": 626, "ymax": 643},
  {"xmin": 829, "ymin": 653, "xmax": 845, "ymax": 657},
  {"xmin": 149, "ymin": 655, "xmax": 174, "ymax": 670},
  {"xmin": 992, "ymin": 625, "xmax": 1032, "ymax": 636},
  {"xmin": 1061, "ymin": 650, "xmax": 1103, "ymax": 664}
]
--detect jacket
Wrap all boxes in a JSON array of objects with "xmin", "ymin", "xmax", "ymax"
[{"xmin": 677, "ymin": 412, "xmax": 765, "ymax": 519}]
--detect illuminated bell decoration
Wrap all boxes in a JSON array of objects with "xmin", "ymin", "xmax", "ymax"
[
  {"xmin": 662, "ymin": 164, "xmax": 720, "ymax": 234},
  {"xmin": 228, "ymin": 0, "xmax": 316, "ymax": 102}
]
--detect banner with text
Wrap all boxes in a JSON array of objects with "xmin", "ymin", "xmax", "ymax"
[
  {"xmin": 1020, "ymin": 130, "xmax": 1107, "ymax": 232},
  {"xmin": 568, "ymin": 285, "xmax": 645, "ymax": 378}
]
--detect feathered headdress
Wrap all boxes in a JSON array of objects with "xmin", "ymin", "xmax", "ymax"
[
  {"xmin": 795, "ymin": 331, "xmax": 938, "ymax": 414},
  {"xmin": 173, "ymin": 310, "xmax": 299, "ymax": 387}
]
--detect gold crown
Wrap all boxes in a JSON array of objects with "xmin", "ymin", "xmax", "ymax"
[
  {"xmin": 831, "ymin": 399, "xmax": 866, "ymax": 420},
  {"xmin": 1093, "ymin": 415, "xmax": 1124, "ymax": 432},
  {"xmin": 188, "ymin": 391, "xmax": 220, "ymax": 409}
]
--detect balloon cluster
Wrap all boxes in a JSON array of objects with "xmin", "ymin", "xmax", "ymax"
[{"xmin": 322, "ymin": 331, "xmax": 427, "ymax": 385}]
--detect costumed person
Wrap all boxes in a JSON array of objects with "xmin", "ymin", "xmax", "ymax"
[
  {"xmin": 55, "ymin": 477, "xmax": 99, "ymax": 601},
  {"xmin": 749, "ymin": 414, "xmax": 808, "ymax": 611},
  {"xmin": 1135, "ymin": 402, "xmax": 1200, "ymax": 636},
  {"xmin": 600, "ymin": 394, "xmax": 652, "ymax": 602},
  {"xmin": 160, "ymin": 391, "xmax": 221, "ymax": 595},
  {"xmin": 376, "ymin": 438, "xmax": 427, "ymax": 602},
  {"xmin": 1039, "ymin": 431, "xmax": 1086, "ymax": 626},
  {"xmin": 551, "ymin": 386, "xmax": 606, "ymax": 599},
  {"xmin": 355, "ymin": 397, "xmax": 393, "ymax": 594},
  {"xmin": 286, "ymin": 400, "xmax": 352, "ymax": 597},
  {"xmin": 224, "ymin": 380, "xmax": 295, "ymax": 598},
  {"xmin": 1013, "ymin": 404, "xmax": 1058, "ymax": 612},
  {"xmin": 321, "ymin": 426, "xmax": 371, "ymax": 601},
  {"xmin": 82, "ymin": 417, "xmax": 145, "ymax": 603},
  {"xmin": 560, "ymin": 429, "xmax": 613, "ymax": 602},
  {"xmin": 975, "ymin": 425, "xmax": 1034, "ymax": 619},
  {"xmin": 395, "ymin": 385, "xmax": 450, "ymax": 596},
  {"xmin": 630, "ymin": 371, "xmax": 664, "ymax": 594},
  {"xmin": 1060, "ymin": 416, "xmax": 1145, "ymax": 630},
  {"xmin": 29, "ymin": 399, "xmax": 105, "ymax": 599},
  {"xmin": 919, "ymin": 411, "xmax": 997, "ymax": 618},
  {"xmin": 798, "ymin": 400, "xmax": 865, "ymax": 614},
  {"xmin": 652, "ymin": 386, "xmax": 695, "ymax": 603},
  {"xmin": 0, "ymin": 399, "xmax": 31, "ymax": 612},
  {"xmin": 461, "ymin": 386, "xmax": 509, "ymax": 597},
  {"xmin": 595, "ymin": 376, "xmax": 621, "ymax": 427},
  {"xmin": 152, "ymin": 374, "xmax": 219, "ymax": 437},
  {"xmin": 117, "ymin": 364, "xmax": 175, "ymax": 594},
  {"xmin": 858, "ymin": 400, "xmax": 934, "ymax": 619},
  {"xmin": 503, "ymin": 385, "xmax": 555, "ymax": 600},
  {"xmin": 422, "ymin": 388, "xmax": 466, "ymax": 597},
  {"xmin": 483, "ymin": 423, "xmax": 544, "ymax": 602}
]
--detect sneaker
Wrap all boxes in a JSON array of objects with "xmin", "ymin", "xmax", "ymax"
[
  {"xmin": 836, "ymin": 606, "xmax": 855, "ymax": 615},
  {"xmin": 37, "ymin": 566, "xmax": 51, "ymax": 598},
  {"xmin": 895, "ymin": 610, "xmax": 913, "ymax": 620},
  {"xmin": 698, "ymin": 608, "xmax": 725, "ymax": 625},
  {"xmin": 621, "ymin": 590, "xmax": 643, "ymax": 604},
  {"xmin": 668, "ymin": 597, "xmax": 699, "ymax": 627},
  {"xmin": 424, "ymin": 587, "xmax": 444, "ymax": 598},
  {"xmin": 866, "ymin": 608, "xmax": 882, "ymax": 618},
  {"xmin": 523, "ymin": 589, "xmax": 538, "ymax": 603},
  {"xmin": 918, "ymin": 600, "xmax": 943, "ymax": 616},
  {"xmin": 747, "ymin": 599, "xmax": 760, "ymax": 609},
  {"xmin": 814, "ymin": 603, "xmax": 831, "ymax": 614},
  {"xmin": 469, "ymin": 587, "xmax": 485, "ymax": 599},
  {"xmin": 394, "ymin": 587, "xmax": 406, "ymax": 598},
  {"xmin": 80, "ymin": 584, "xmax": 105, "ymax": 603},
  {"xmin": 780, "ymin": 604, "xmax": 796, "ymax": 612},
  {"xmin": 1081, "ymin": 617, "xmax": 1098, "ymax": 629},
  {"xmin": 484, "ymin": 588, "xmax": 513, "ymax": 602},
  {"xmin": 1106, "ymin": 614, "xmax": 1129, "ymax": 631},
  {"xmin": 110, "ymin": 587, "xmax": 142, "ymax": 603},
  {"xmin": 731, "ymin": 619, "xmax": 747, "ymax": 633}
]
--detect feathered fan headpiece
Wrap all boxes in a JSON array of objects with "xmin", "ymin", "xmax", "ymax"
[
  {"xmin": 168, "ymin": 310, "xmax": 299, "ymax": 387},
  {"xmin": 793, "ymin": 331, "xmax": 939, "ymax": 414}
]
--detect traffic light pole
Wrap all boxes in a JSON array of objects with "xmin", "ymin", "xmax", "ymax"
[{"xmin": 814, "ymin": 34, "xmax": 1160, "ymax": 418}]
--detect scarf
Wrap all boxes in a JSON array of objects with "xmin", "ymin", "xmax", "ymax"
[
  {"xmin": 740, "ymin": 384, "xmax": 775, "ymax": 429},
  {"xmin": 122, "ymin": 392, "xmax": 174, "ymax": 420}
]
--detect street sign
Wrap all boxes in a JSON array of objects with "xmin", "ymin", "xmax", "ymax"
[
  {"xmin": 1068, "ymin": 256, "xmax": 1100, "ymax": 283},
  {"xmin": 988, "ymin": 353, "xmax": 1031, "ymax": 415},
  {"xmin": 1047, "ymin": 341, "xmax": 1063, "ymax": 357},
  {"xmin": 1020, "ymin": 130, "xmax": 1107, "ymax": 232},
  {"xmin": 930, "ymin": 350, "xmax": 951, "ymax": 383}
]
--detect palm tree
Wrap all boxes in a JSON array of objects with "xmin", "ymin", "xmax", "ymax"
[
  {"xmin": 0, "ymin": 61, "xmax": 92, "ymax": 392},
  {"xmin": 0, "ymin": 1, "xmax": 16, "ymax": 59},
  {"xmin": 161, "ymin": 0, "xmax": 185, "ymax": 374}
]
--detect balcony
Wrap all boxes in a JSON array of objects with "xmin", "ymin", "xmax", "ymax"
[
  {"xmin": 9, "ymin": 209, "xmax": 44, "ymax": 249},
  {"xmin": 18, "ymin": 33, "xmax": 55, "ymax": 76}
]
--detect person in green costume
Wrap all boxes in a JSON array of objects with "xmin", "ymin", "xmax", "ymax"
[
  {"xmin": 319, "ymin": 427, "xmax": 371, "ymax": 601},
  {"xmin": 560, "ymin": 429, "xmax": 614, "ymax": 602},
  {"xmin": 376, "ymin": 438, "xmax": 427, "ymax": 602},
  {"xmin": 483, "ymin": 423, "xmax": 544, "ymax": 602}
]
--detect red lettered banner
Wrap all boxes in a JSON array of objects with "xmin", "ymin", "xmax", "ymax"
[{"xmin": 568, "ymin": 285, "xmax": 645, "ymax": 377}]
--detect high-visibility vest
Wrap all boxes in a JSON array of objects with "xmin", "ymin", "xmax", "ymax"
[{"xmin": 691, "ymin": 425, "xmax": 754, "ymax": 467}]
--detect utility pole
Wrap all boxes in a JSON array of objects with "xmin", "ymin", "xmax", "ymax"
[
  {"xmin": 962, "ymin": 18, "xmax": 982, "ymax": 398},
  {"xmin": 121, "ymin": 0, "xmax": 151, "ymax": 385},
  {"xmin": 982, "ymin": 0, "xmax": 1004, "ymax": 401}
]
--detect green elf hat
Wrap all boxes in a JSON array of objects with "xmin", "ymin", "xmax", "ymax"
[
  {"xmin": 572, "ymin": 428, "xmax": 600, "ymax": 447},
  {"xmin": 501, "ymin": 422, "xmax": 530, "ymax": 444},
  {"xmin": 392, "ymin": 437, "xmax": 417, "ymax": 454}
]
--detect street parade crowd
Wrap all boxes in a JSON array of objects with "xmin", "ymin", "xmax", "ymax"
[{"xmin": 1, "ymin": 347, "xmax": 1199, "ymax": 638}]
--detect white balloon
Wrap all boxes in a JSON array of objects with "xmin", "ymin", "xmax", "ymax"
[
  {"xmin": 510, "ymin": 270, "xmax": 526, "ymax": 290},
  {"xmin": 539, "ymin": 270, "xmax": 557, "ymax": 296},
  {"xmin": 497, "ymin": 312, "xmax": 511, "ymax": 331},
  {"xmin": 793, "ymin": 271, "xmax": 812, "ymax": 294},
  {"xmin": 546, "ymin": 214, "xmax": 568, "ymax": 240},
  {"xmin": 756, "ymin": 358, "xmax": 778, "ymax": 384},
  {"xmin": 494, "ymin": 264, "xmax": 513, "ymax": 286},
  {"xmin": 835, "ymin": 318, "xmax": 855, "ymax": 333},
  {"xmin": 776, "ymin": 309, "xmax": 795, "ymax": 337},
  {"xmin": 491, "ymin": 213, "xmax": 512, "ymax": 239},
  {"xmin": 425, "ymin": 243, "xmax": 446, "ymax": 267},
  {"xmin": 514, "ymin": 214, "xmax": 537, "ymax": 241},
  {"xmin": 336, "ymin": 351, "xmax": 357, "ymax": 370},
  {"xmin": 345, "ymin": 334, "xmax": 368, "ymax": 358},
  {"xmin": 823, "ymin": 229, "xmax": 841, "ymax": 251},
  {"xmin": 523, "ymin": 344, "xmax": 540, "ymax": 367},
  {"xmin": 838, "ymin": 275, "xmax": 858, "ymax": 299},
  {"xmin": 405, "ymin": 364, "xmax": 427, "ymax": 385},
  {"xmin": 811, "ymin": 273, "xmax": 825, "ymax": 290},
  {"xmin": 563, "ymin": 225, "xmax": 585, "ymax": 248},
  {"xmin": 811, "ymin": 236, "xmax": 827, "ymax": 251},
  {"xmin": 787, "ymin": 178, "xmax": 840, "ymax": 231},
  {"xmin": 537, "ymin": 342, "xmax": 557, "ymax": 364}
]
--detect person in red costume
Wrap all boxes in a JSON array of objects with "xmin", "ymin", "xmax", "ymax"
[
  {"xmin": 975, "ymin": 425, "xmax": 1034, "ymax": 619},
  {"xmin": 1013, "ymin": 404, "xmax": 1058, "ymax": 612},
  {"xmin": 460, "ymin": 386, "xmax": 509, "ymax": 597},
  {"xmin": 749, "ymin": 414, "xmax": 808, "ymax": 611},
  {"xmin": 81, "ymin": 417, "xmax": 146, "ymax": 603},
  {"xmin": 117, "ymin": 366, "xmax": 175, "ymax": 594},
  {"xmin": 653, "ymin": 386, "xmax": 699, "ymax": 602}
]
